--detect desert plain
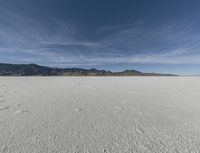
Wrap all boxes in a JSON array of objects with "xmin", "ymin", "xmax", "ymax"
[{"xmin": 0, "ymin": 77, "xmax": 200, "ymax": 153}]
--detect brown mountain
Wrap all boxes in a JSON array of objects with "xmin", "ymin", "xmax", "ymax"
[{"xmin": 0, "ymin": 63, "xmax": 177, "ymax": 76}]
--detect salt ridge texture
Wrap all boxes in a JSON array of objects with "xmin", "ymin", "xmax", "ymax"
[{"xmin": 0, "ymin": 77, "xmax": 200, "ymax": 153}]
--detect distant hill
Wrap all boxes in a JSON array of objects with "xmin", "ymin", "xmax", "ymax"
[{"xmin": 0, "ymin": 63, "xmax": 177, "ymax": 76}]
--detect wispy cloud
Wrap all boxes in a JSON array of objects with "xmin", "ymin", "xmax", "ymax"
[{"xmin": 0, "ymin": 7, "xmax": 200, "ymax": 67}]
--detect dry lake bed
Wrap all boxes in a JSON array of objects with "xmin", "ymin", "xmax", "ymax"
[{"xmin": 0, "ymin": 77, "xmax": 200, "ymax": 153}]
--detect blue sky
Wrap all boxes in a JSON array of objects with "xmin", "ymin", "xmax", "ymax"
[{"xmin": 0, "ymin": 0, "xmax": 200, "ymax": 75}]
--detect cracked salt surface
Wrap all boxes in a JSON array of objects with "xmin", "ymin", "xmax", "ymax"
[{"xmin": 0, "ymin": 77, "xmax": 200, "ymax": 153}]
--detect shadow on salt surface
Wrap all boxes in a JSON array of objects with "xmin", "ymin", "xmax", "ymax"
[
  {"xmin": 0, "ymin": 106, "xmax": 10, "ymax": 111},
  {"xmin": 0, "ymin": 100, "xmax": 5, "ymax": 103},
  {"xmin": 2, "ymin": 146, "xmax": 9, "ymax": 152},
  {"xmin": 74, "ymin": 108, "xmax": 82, "ymax": 112}
]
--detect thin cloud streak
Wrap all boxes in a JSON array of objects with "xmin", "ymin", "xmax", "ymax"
[{"xmin": 0, "ymin": 7, "xmax": 200, "ymax": 67}]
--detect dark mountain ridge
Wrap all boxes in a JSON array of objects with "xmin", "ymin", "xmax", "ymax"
[{"xmin": 0, "ymin": 63, "xmax": 177, "ymax": 76}]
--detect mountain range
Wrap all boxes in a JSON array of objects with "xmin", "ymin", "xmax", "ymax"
[{"xmin": 0, "ymin": 63, "xmax": 176, "ymax": 76}]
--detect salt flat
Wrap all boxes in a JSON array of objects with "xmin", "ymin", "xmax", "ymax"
[{"xmin": 0, "ymin": 77, "xmax": 200, "ymax": 153}]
